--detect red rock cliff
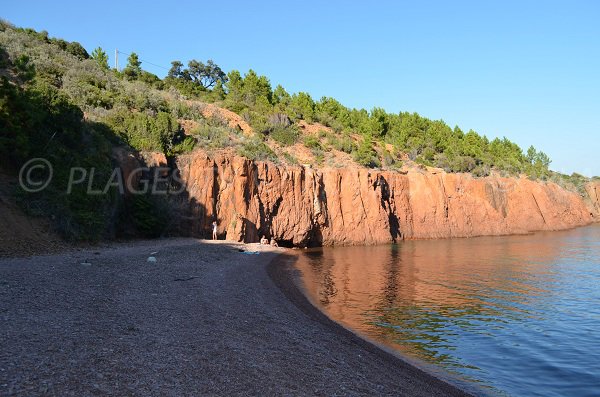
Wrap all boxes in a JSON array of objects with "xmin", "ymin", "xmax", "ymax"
[
  {"xmin": 585, "ymin": 181, "xmax": 600, "ymax": 218},
  {"xmin": 165, "ymin": 152, "xmax": 596, "ymax": 246}
]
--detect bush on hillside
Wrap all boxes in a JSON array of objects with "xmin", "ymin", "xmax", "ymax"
[
  {"xmin": 269, "ymin": 125, "xmax": 299, "ymax": 146},
  {"xmin": 237, "ymin": 136, "xmax": 278, "ymax": 162}
]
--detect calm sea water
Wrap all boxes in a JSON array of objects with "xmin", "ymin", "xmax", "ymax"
[{"xmin": 295, "ymin": 225, "xmax": 600, "ymax": 397}]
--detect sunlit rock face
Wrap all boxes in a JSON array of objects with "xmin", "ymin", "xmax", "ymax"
[
  {"xmin": 118, "ymin": 150, "xmax": 596, "ymax": 246},
  {"xmin": 584, "ymin": 181, "xmax": 600, "ymax": 219}
]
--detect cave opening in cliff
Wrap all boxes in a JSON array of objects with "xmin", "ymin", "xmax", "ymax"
[{"xmin": 276, "ymin": 239, "xmax": 295, "ymax": 248}]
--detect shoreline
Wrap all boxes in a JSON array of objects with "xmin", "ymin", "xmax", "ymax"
[
  {"xmin": 278, "ymin": 222, "xmax": 600, "ymax": 397},
  {"xmin": 267, "ymin": 253, "xmax": 482, "ymax": 397},
  {"xmin": 1, "ymin": 238, "xmax": 476, "ymax": 396}
]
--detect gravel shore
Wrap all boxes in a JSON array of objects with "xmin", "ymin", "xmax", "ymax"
[{"xmin": 1, "ymin": 239, "xmax": 473, "ymax": 396}]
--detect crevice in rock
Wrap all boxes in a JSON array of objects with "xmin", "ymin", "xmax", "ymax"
[
  {"xmin": 257, "ymin": 197, "xmax": 267, "ymax": 237},
  {"xmin": 532, "ymin": 193, "xmax": 547, "ymax": 224},
  {"xmin": 212, "ymin": 162, "xmax": 220, "ymax": 217},
  {"xmin": 314, "ymin": 172, "xmax": 328, "ymax": 228},
  {"xmin": 337, "ymin": 173, "xmax": 345, "ymax": 227},
  {"xmin": 356, "ymin": 172, "xmax": 374, "ymax": 239},
  {"xmin": 440, "ymin": 177, "xmax": 449, "ymax": 219},
  {"xmin": 377, "ymin": 175, "xmax": 401, "ymax": 243}
]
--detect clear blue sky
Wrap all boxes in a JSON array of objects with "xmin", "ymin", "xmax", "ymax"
[{"xmin": 4, "ymin": 0, "xmax": 599, "ymax": 175}]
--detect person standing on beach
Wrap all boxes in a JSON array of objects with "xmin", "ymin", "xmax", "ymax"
[{"xmin": 212, "ymin": 221, "xmax": 217, "ymax": 240}]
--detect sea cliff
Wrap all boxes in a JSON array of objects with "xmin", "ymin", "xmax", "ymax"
[{"xmin": 119, "ymin": 149, "xmax": 600, "ymax": 246}]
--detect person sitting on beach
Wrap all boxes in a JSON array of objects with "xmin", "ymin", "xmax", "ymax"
[
  {"xmin": 260, "ymin": 235, "xmax": 269, "ymax": 245},
  {"xmin": 270, "ymin": 238, "xmax": 278, "ymax": 247}
]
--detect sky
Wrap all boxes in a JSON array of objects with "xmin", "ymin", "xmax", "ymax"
[{"xmin": 3, "ymin": 0, "xmax": 599, "ymax": 175}]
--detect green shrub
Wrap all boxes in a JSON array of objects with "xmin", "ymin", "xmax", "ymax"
[
  {"xmin": 193, "ymin": 123, "xmax": 235, "ymax": 149},
  {"xmin": 353, "ymin": 134, "xmax": 380, "ymax": 168},
  {"xmin": 0, "ymin": 55, "xmax": 119, "ymax": 240},
  {"xmin": 237, "ymin": 137, "xmax": 278, "ymax": 162},
  {"xmin": 312, "ymin": 148, "xmax": 325, "ymax": 166},
  {"xmin": 62, "ymin": 59, "xmax": 118, "ymax": 109},
  {"xmin": 168, "ymin": 101, "xmax": 207, "ymax": 122},
  {"xmin": 382, "ymin": 148, "xmax": 400, "ymax": 169},
  {"xmin": 434, "ymin": 153, "xmax": 451, "ymax": 171},
  {"xmin": 328, "ymin": 133, "xmax": 356, "ymax": 154},
  {"xmin": 415, "ymin": 156, "xmax": 432, "ymax": 167},
  {"xmin": 116, "ymin": 80, "xmax": 168, "ymax": 112},
  {"xmin": 472, "ymin": 165, "xmax": 491, "ymax": 177},
  {"xmin": 270, "ymin": 125, "xmax": 299, "ymax": 146},
  {"xmin": 139, "ymin": 71, "xmax": 162, "ymax": 88},
  {"xmin": 550, "ymin": 172, "xmax": 591, "ymax": 195},
  {"xmin": 282, "ymin": 152, "xmax": 298, "ymax": 165},
  {"xmin": 104, "ymin": 108, "xmax": 179, "ymax": 153},
  {"xmin": 188, "ymin": 115, "xmax": 240, "ymax": 150},
  {"xmin": 302, "ymin": 135, "xmax": 320, "ymax": 149},
  {"xmin": 452, "ymin": 156, "xmax": 477, "ymax": 173},
  {"xmin": 170, "ymin": 135, "xmax": 196, "ymax": 154}
]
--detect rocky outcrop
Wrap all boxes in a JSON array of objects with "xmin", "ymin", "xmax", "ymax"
[
  {"xmin": 162, "ymin": 152, "xmax": 597, "ymax": 246},
  {"xmin": 584, "ymin": 181, "xmax": 600, "ymax": 218}
]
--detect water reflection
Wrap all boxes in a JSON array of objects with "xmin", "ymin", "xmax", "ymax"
[{"xmin": 296, "ymin": 225, "xmax": 600, "ymax": 396}]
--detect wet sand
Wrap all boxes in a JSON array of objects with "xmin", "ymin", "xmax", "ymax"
[{"xmin": 0, "ymin": 239, "xmax": 473, "ymax": 396}]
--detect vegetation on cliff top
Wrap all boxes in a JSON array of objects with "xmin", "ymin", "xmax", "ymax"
[
  {"xmin": 0, "ymin": 21, "xmax": 594, "ymax": 239},
  {"xmin": 0, "ymin": 21, "xmax": 553, "ymax": 175}
]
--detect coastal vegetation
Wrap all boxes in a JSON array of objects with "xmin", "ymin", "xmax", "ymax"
[{"xmin": 0, "ymin": 21, "xmax": 595, "ymax": 240}]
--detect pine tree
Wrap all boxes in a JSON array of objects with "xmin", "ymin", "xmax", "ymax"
[
  {"xmin": 123, "ymin": 52, "xmax": 142, "ymax": 80},
  {"xmin": 90, "ymin": 47, "xmax": 109, "ymax": 70}
]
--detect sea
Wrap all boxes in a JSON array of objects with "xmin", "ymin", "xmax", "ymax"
[{"xmin": 295, "ymin": 224, "xmax": 600, "ymax": 396}]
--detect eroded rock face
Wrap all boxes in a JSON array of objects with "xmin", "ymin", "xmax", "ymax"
[
  {"xmin": 168, "ymin": 152, "xmax": 596, "ymax": 246},
  {"xmin": 584, "ymin": 181, "xmax": 600, "ymax": 219}
]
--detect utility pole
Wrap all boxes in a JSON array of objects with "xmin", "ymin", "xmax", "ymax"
[{"xmin": 115, "ymin": 49, "xmax": 119, "ymax": 71}]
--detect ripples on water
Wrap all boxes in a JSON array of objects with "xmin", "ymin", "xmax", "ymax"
[{"xmin": 295, "ymin": 225, "xmax": 600, "ymax": 397}]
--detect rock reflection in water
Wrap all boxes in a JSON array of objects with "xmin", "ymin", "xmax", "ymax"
[
  {"xmin": 297, "ymin": 225, "xmax": 600, "ymax": 396},
  {"xmin": 296, "ymin": 232, "xmax": 572, "ymax": 380}
]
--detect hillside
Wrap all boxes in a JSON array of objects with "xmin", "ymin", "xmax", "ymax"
[
  {"xmin": 1, "ymin": 21, "xmax": 599, "ymax": 245},
  {"xmin": 0, "ymin": 21, "xmax": 557, "ymax": 173}
]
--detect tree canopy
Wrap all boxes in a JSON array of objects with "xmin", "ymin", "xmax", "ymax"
[
  {"xmin": 167, "ymin": 59, "xmax": 227, "ymax": 89},
  {"xmin": 123, "ymin": 52, "xmax": 142, "ymax": 79},
  {"xmin": 91, "ymin": 47, "xmax": 109, "ymax": 70},
  {"xmin": 1, "ymin": 22, "xmax": 559, "ymax": 180}
]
